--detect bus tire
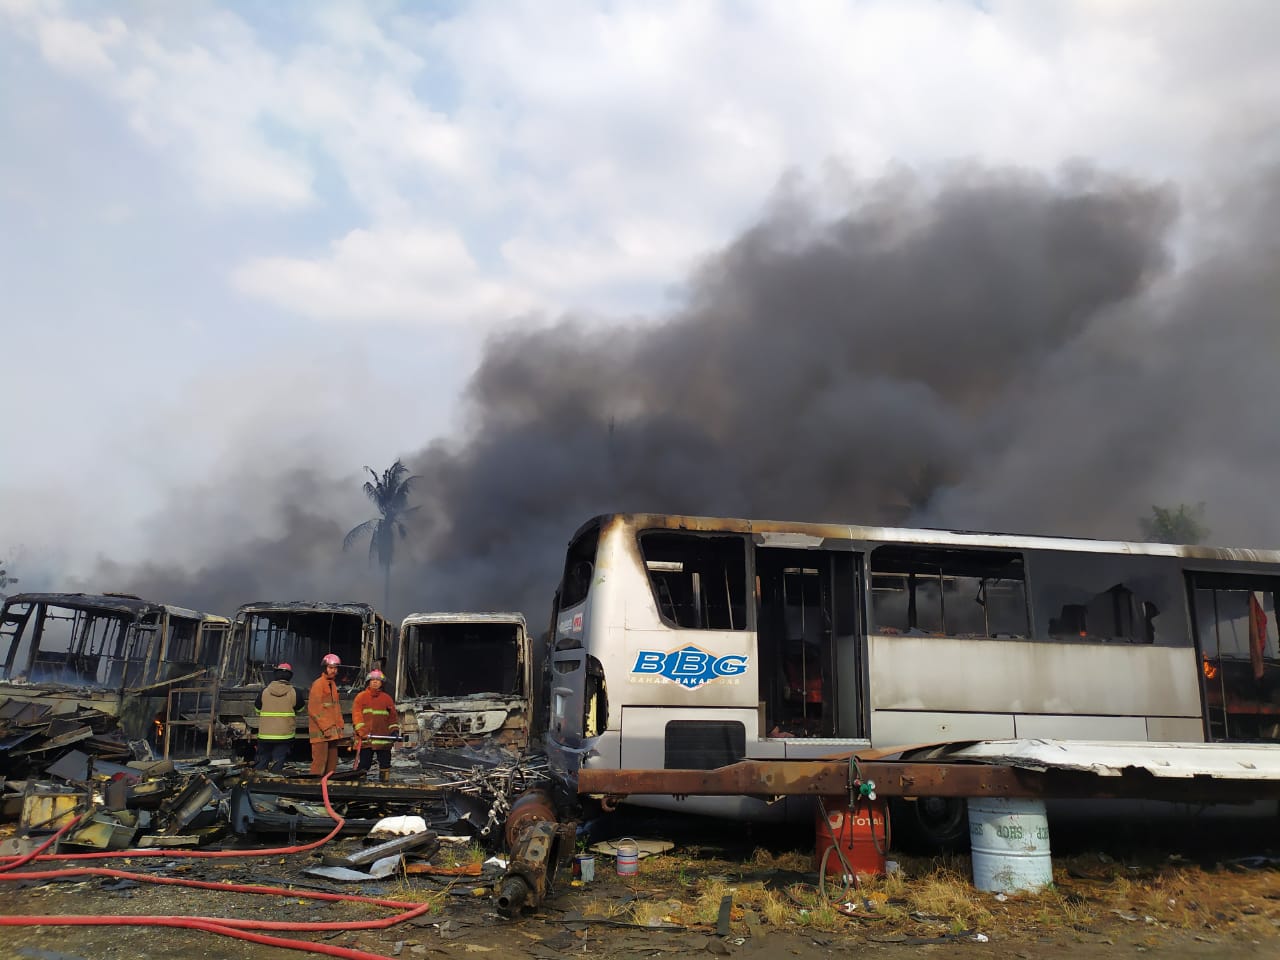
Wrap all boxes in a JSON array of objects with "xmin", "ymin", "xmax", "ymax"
[{"xmin": 891, "ymin": 797, "xmax": 971, "ymax": 853}]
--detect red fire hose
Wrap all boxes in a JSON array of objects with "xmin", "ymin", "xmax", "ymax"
[{"xmin": 0, "ymin": 773, "xmax": 434, "ymax": 960}]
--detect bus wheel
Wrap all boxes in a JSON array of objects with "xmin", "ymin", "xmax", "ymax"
[{"xmin": 892, "ymin": 797, "xmax": 971, "ymax": 853}]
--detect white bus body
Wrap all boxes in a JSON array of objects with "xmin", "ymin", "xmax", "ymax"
[{"xmin": 544, "ymin": 514, "xmax": 1280, "ymax": 842}]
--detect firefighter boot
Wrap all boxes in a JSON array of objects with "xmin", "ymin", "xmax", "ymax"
[{"xmin": 379, "ymin": 766, "xmax": 391, "ymax": 785}]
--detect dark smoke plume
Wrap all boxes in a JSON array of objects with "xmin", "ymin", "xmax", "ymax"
[{"xmin": 97, "ymin": 162, "xmax": 1280, "ymax": 621}]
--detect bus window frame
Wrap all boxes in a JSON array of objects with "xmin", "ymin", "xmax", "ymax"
[{"xmin": 637, "ymin": 529, "xmax": 750, "ymax": 632}]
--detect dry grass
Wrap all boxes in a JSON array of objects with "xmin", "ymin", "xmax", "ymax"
[
  {"xmin": 596, "ymin": 843, "xmax": 1280, "ymax": 942},
  {"xmin": 433, "ymin": 838, "xmax": 486, "ymax": 869}
]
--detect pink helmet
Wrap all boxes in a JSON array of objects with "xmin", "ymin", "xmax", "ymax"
[
  {"xmin": 367, "ymin": 669, "xmax": 386, "ymax": 682},
  {"xmin": 321, "ymin": 653, "xmax": 341, "ymax": 667},
  {"xmin": 276, "ymin": 662, "xmax": 293, "ymax": 672}
]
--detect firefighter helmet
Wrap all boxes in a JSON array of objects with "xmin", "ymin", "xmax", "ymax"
[
  {"xmin": 276, "ymin": 662, "xmax": 293, "ymax": 672},
  {"xmin": 367, "ymin": 669, "xmax": 386, "ymax": 682},
  {"xmin": 321, "ymin": 653, "xmax": 341, "ymax": 667}
]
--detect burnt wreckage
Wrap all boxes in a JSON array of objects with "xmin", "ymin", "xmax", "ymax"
[
  {"xmin": 397, "ymin": 612, "xmax": 537, "ymax": 756},
  {"xmin": 0, "ymin": 592, "xmax": 229, "ymax": 745},
  {"xmin": 216, "ymin": 600, "xmax": 395, "ymax": 755},
  {"xmin": 0, "ymin": 600, "xmax": 557, "ymax": 885}
]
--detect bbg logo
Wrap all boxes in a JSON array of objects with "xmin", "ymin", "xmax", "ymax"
[{"xmin": 631, "ymin": 645, "xmax": 749, "ymax": 689}]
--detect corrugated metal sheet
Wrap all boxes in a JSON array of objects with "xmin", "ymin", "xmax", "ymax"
[{"xmin": 909, "ymin": 738, "xmax": 1280, "ymax": 780}]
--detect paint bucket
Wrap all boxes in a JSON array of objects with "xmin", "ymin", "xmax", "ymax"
[
  {"xmin": 615, "ymin": 838, "xmax": 639, "ymax": 876},
  {"xmin": 814, "ymin": 797, "xmax": 889, "ymax": 879},
  {"xmin": 574, "ymin": 854, "xmax": 595, "ymax": 883},
  {"xmin": 967, "ymin": 797, "xmax": 1053, "ymax": 893}
]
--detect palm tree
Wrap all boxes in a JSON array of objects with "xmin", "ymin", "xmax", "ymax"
[
  {"xmin": 1138, "ymin": 502, "xmax": 1210, "ymax": 545},
  {"xmin": 344, "ymin": 460, "xmax": 419, "ymax": 613}
]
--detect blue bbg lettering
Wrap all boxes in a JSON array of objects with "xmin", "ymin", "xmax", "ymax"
[
  {"xmin": 633, "ymin": 651, "xmax": 666, "ymax": 673},
  {"xmin": 714, "ymin": 655, "xmax": 747, "ymax": 676},
  {"xmin": 630, "ymin": 647, "xmax": 750, "ymax": 689},
  {"xmin": 670, "ymin": 650, "xmax": 709, "ymax": 675}
]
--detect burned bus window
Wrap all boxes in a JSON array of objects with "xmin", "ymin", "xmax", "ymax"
[
  {"xmin": 198, "ymin": 622, "xmax": 228, "ymax": 667},
  {"xmin": 0, "ymin": 599, "xmax": 159, "ymax": 687},
  {"xmin": 1031, "ymin": 552, "xmax": 1185, "ymax": 645},
  {"xmin": 559, "ymin": 524, "xmax": 599, "ymax": 610},
  {"xmin": 243, "ymin": 611, "xmax": 365, "ymax": 686},
  {"xmin": 640, "ymin": 532, "xmax": 748, "ymax": 630},
  {"xmin": 1194, "ymin": 585, "xmax": 1278, "ymax": 662},
  {"xmin": 1191, "ymin": 575, "xmax": 1280, "ymax": 741},
  {"xmin": 0, "ymin": 601, "xmax": 36, "ymax": 679},
  {"xmin": 402, "ymin": 620, "xmax": 524, "ymax": 699},
  {"xmin": 871, "ymin": 546, "xmax": 1028, "ymax": 638},
  {"xmin": 165, "ymin": 617, "xmax": 200, "ymax": 667}
]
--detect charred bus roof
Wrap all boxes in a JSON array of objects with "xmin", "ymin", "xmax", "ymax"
[
  {"xmin": 572, "ymin": 513, "xmax": 1280, "ymax": 565},
  {"xmin": 400, "ymin": 612, "xmax": 527, "ymax": 629},
  {"xmin": 1, "ymin": 592, "xmax": 227, "ymax": 622},
  {"xmin": 233, "ymin": 601, "xmax": 386, "ymax": 618}
]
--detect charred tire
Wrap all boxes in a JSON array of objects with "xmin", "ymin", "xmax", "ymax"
[{"xmin": 891, "ymin": 797, "xmax": 971, "ymax": 853}]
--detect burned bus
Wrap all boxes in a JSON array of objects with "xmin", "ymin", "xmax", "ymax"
[
  {"xmin": 545, "ymin": 513, "xmax": 1280, "ymax": 846},
  {"xmin": 396, "ymin": 612, "xmax": 536, "ymax": 756},
  {"xmin": 216, "ymin": 601, "xmax": 395, "ymax": 753},
  {"xmin": 0, "ymin": 592, "xmax": 230, "ymax": 741}
]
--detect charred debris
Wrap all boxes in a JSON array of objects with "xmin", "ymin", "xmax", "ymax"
[{"xmin": 0, "ymin": 594, "xmax": 577, "ymax": 914}]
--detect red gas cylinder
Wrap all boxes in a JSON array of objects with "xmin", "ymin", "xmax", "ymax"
[{"xmin": 814, "ymin": 797, "xmax": 889, "ymax": 878}]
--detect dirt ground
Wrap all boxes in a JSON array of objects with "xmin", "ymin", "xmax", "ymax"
[{"xmin": 2, "ymin": 814, "xmax": 1278, "ymax": 960}]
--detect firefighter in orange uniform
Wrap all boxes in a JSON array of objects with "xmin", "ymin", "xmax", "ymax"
[
  {"xmin": 308, "ymin": 653, "xmax": 345, "ymax": 775},
  {"xmin": 352, "ymin": 669, "xmax": 400, "ymax": 783}
]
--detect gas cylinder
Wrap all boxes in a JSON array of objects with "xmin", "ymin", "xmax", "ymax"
[{"xmin": 814, "ymin": 797, "xmax": 889, "ymax": 879}]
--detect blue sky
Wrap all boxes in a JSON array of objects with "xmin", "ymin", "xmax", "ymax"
[{"xmin": 2, "ymin": 0, "xmax": 1278, "ymax": 585}]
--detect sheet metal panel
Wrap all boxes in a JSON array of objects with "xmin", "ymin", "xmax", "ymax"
[{"xmin": 916, "ymin": 738, "xmax": 1280, "ymax": 780}]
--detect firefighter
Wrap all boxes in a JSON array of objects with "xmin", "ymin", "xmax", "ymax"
[
  {"xmin": 352, "ymin": 668, "xmax": 400, "ymax": 783},
  {"xmin": 254, "ymin": 662, "xmax": 305, "ymax": 774},
  {"xmin": 308, "ymin": 653, "xmax": 345, "ymax": 775}
]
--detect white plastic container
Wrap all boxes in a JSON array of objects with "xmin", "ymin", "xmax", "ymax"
[
  {"xmin": 615, "ymin": 838, "xmax": 639, "ymax": 876},
  {"xmin": 967, "ymin": 797, "xmax": 1052, "ymax": 893}
]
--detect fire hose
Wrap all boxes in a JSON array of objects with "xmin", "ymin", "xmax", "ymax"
[{"xmin": 0, "ymin": 772, "xmax": 431, "ymax": 960}]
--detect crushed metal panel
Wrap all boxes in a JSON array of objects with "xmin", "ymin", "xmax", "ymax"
[{"xmin": 914, "ymin": 738, "xmax": 1280, "ymax": 780}]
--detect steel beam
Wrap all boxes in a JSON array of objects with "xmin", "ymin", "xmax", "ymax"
[{"xmin": 577, "ymin": 760, "xmax": 1280, "ymax": 804}]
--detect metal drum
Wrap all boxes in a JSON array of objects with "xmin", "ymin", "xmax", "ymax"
[
  {"xmin": 615, "ymin": 838, "xmax": 639, "ymax": 876},
  {"xmin": 967, "ymin": 797, "xmax": 1053, "ymax": 893}
]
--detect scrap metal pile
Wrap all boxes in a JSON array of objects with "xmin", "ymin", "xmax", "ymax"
[{"xmin": 1, "ymin": 691, "xmax": 556, "ymax": 854}]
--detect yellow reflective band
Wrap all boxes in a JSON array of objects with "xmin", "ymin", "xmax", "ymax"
[
  {"xmin": 258, "ymin": 733, "xmax": 295, "ymax": 740},
  {"xmin": 363, "ymin": 709, "xmax": 389, "ymax": 716},
  {"xmin": 355, "ymin": 722, "xmax": 366, "ymax": 729},
  {"xmin": 259, "ymin": 711, "xmax": 295, "ymax": 717}
]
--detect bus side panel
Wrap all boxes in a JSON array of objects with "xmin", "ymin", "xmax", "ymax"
[
  {"xmin": 1145, "ymin": 717, "xmax": 1205, "ymax": 741},
  {"xmin": 1014, "ymin": 714, "xmax": 1148, "ymax": 739},
  {"xmin": 872, "ymin": 710, "xmax": 1014, "ymax": 745},
  {"xmin": 868, "ymin": 635, "xmax": 1202, "ymax": 741}
]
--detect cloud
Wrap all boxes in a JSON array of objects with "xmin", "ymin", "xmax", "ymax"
[
  {"xmin": 6, "ymin": 3, "xmax": 311, "ymax": 209},
  {"xmin": 8, "ymin": 0, "xmax": 1280, "ymax": 323},
  {"xmin": 232, "ymin": 224, "xmax": 540, "ymax": 324}
]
